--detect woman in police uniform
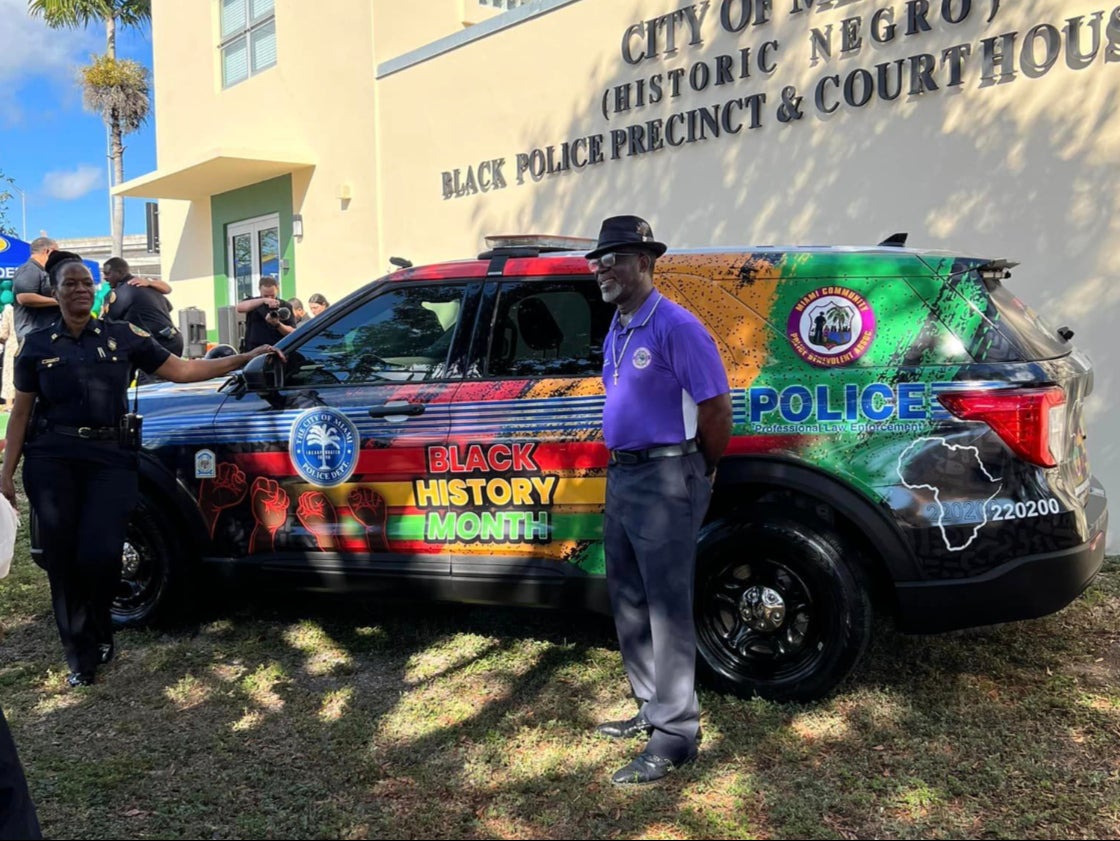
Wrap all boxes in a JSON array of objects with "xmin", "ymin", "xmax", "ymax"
[{"xmin": 0, "ymin": 252, "xmax": 283, "ymax": 688}]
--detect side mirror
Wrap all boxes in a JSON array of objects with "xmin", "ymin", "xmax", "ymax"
[{"xmin": 242, "ymin": 352, "xmax": 283, "ymax": 391}]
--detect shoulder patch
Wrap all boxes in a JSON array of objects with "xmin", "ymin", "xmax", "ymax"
[{"xmin": 128, "ymin": 323, "xmax": 151, "ymax": 338}]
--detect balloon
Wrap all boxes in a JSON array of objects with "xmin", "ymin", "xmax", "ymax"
[
  {"xmin": 0, "ymin": 291, "xmax": 12, "ymax": 306},
  {"xmin": 0, "ymin": 279, "xmax": 11, "ymax": 290},
  {"xmin": 92, "ymin": 285, "xmax": 112, "ymax": 315}
]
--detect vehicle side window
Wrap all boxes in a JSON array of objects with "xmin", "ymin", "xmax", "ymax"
[
  {"xmin": 486, "ymin": 279, "xmax": 612, "ymax": 378},
  {"xmin": 285, "ymin": 284, "xmax": 467, "ymax": 386}
]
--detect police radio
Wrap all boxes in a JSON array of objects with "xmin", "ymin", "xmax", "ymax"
[{"xmin": 120, "ymin": 376, "xmax": 143, "ymax": 450}]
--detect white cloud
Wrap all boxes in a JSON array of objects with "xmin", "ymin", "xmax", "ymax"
[
  {"xmin": 0, "ymin": 0, "xmax": 100, "ymax": 121},
  {"xmin": 41, "ymin": 164, "xmax": 103, "ymax": 200}
]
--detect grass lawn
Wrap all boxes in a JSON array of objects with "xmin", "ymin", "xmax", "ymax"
[{"xmin": 2, "ymin": 494, "xmax": 1118, "ymax": 839}]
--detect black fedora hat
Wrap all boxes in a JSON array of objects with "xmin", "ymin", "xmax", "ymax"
[{"xmin": 585, "ymin": 215, "xmax": 668, "ymax": 260}]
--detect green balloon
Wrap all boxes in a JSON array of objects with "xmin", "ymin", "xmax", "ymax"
[
  {"xmin": 0, "ymin": 291, "xmax": 13, "ymax": 306},
  {"xmin": 0, "ymin": 279, "xmax": 11, "ymax": 290},
  {"xmin": 92, "ymin": 285, "xmax": 112, "ymax": 315}
]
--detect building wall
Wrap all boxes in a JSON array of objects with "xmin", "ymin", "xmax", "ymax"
[
  {"xmin": 371, "ymin": 0, "xmax": 1120, "ymax": 547},
  {"xmin": 148, "ymin": 0, "xmax": 383, "ymax": 321},
  {"xmin": 140, "ymin": 0, "xmax": 1119, "ymax": 546}
]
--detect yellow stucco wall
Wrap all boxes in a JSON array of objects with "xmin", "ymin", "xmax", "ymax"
[{"xmin": 127, "ymin": 0, "xmax": 1119, "ymax": 543}]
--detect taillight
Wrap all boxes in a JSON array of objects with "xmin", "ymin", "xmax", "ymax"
[{"xmin": 937, "ymin": 386, "xmax": 1067, "ymax": 468}]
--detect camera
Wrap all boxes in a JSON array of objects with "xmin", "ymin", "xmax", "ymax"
[
  {"xmin": 119, "ymin": 413, "xmax": 143, "ymax": 450},
  {"xmin": 269, "ymin": 306, "xmax": 292, "ymax": 322}
]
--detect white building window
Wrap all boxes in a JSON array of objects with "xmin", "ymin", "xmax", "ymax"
[{"xmin": 220, "ymin": 0, "xmax": 276, "ymax": 88}]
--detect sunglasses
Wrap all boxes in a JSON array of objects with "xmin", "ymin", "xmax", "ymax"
[{"xmin": 587, "ymin": 251, "xmax": 643, "ymax": 272}]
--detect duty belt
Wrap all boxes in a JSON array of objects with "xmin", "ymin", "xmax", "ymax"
[
  {"xmin": 45, "ymin": 423, "xmax": 118, "ymax": 441},
  {"xmin": 608, "ymin": 439, "xmax": 700, "ymax": 465}
]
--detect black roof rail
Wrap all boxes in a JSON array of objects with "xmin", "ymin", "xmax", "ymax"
[{"xmin": 879, "ymin": 232, "xmax": 909, "ymax": 247}]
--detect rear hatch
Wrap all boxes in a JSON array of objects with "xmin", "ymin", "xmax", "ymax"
[
  {"xmin": 935, "ymin": 261, "xmax": 1093, "ymax": 503},
  {"xmin": 983, "ymin": 275, "xmax": 1093, "ymax": 501}
]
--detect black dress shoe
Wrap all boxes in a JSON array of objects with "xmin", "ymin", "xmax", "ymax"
[
  {"xmin": 98, "ymin": 642, "xmax": 115, "ymax": 665},
  {"xmin": 66, "ymin": 672, "xmax": 95, "ymax": 688},
  {"xmin": 611, "ymin": 750, "xmax": 697, "ymax": 785},
  {"xmin": 596, "ymin": 713, "xmax": 653, "ymax": 739}
]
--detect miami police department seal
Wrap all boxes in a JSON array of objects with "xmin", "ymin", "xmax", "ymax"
[
  {"xmin": 787, "ymin": 286, "xmax": 876, "ymax": 368},
  {"xmin": 632, "ymin": 347, "xmax": 652, "ymax": 369},
  {"xmin": 289, "ymin": 408, "xmax": 360, "ymax": 486}
]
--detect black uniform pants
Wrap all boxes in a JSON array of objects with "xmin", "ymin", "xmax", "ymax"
[
  {"xmin": 0, "ymin": 704, "xmax": 41, "ymax": 839},
  {"xmin": 604, "ymin": 450, "xmax": 711, "ymax": 762},
  {"xmin": 23, "ymin": 455, "xmax": 138, "ymax": 674}
]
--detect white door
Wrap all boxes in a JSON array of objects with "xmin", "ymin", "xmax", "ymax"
[{"xmin": 226, "ymin": 214, "xmax": 280, "ymax": 305}]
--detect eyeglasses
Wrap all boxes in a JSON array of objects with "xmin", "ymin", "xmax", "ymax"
[{"xmin": 588, "ymin": 251, "xmax": 642, "ymax": 272}]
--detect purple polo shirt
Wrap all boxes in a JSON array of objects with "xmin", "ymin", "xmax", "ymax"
[{"xmin": 602, "ymin": 289, "xmax": 730, "ymax": 451}]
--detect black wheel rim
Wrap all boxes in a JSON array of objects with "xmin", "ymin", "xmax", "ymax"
[
  {"xmin": 697, "ymin": 548, "xmax": 830, "ymax": 686},
  {"xmin": 112, "ymin": 525, "xmax": 164, "ymax": 621}
]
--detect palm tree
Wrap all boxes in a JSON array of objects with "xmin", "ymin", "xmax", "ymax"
[
  {"xmin": 0, "ymin": 171, "xmax": 15, "ymax": 237},
  {"xmin": 28, "ymin": 1, "xmax": 152, "ymax": 257},
  {"xmin": 306, "ymin": 425, "xmax": 342, "ymax": 470}
]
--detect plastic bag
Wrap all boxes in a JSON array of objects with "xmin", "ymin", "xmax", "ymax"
[{"xmin": 0, "ymin": 494, "xmax": 18, "ymax": 579}]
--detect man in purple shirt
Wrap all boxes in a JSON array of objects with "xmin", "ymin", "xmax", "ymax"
[{"xmin": 588, "ymin": 215, "xmax": 732, "ymax": 785}]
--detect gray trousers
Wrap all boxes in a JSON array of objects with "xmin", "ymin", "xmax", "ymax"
[{"xmin": 604, "ymin": 450, "xmax": 710, "ymax": 761}]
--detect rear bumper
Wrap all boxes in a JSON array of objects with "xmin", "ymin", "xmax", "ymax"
[{"xmin": 895, "ymin": 480, "xmax": 1109, "ymax": 633}]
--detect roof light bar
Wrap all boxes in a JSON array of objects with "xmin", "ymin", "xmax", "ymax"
[{"xmin": 483, "ymin": 235, "xmax": 596, "ymax": 252}]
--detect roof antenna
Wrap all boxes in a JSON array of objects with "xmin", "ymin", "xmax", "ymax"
[{"xmin": 878, "ymin": 233, "xmax": 908, "ymax": 247}]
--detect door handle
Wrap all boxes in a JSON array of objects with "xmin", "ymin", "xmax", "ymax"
[{"xmin": 369, "ymin": 402, "xmax": 425, "ymax": 418}]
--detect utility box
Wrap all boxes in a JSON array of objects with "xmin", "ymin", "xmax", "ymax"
[
  {"xmin": 216, "ymin": 306, "xmax": 246, "ymax": 351},
  {"xmin": 178, "ymin": 307, "xmax": 208, "ymax": 358}
]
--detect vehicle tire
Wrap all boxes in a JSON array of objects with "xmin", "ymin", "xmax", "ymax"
[
  {"xmin": 112, "ymin": 493, "xmax": 188, "ymax": 628},
  {"xmin": 694, "ymin": 505, "xmax": 872, "ymax": 703}
]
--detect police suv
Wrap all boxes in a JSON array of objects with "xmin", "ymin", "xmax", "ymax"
[{"xmin": 77, "ymin": 235, "xmax": 1109, "ymax": 702}]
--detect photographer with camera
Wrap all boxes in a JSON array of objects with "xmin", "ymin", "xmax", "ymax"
[
  {"xmin": 236, "ymin": 276, "xmax": 297, "ymax": 351},
  {"xmin": 0, "ymin": 252, "xmax": 284, "ymax": 689}
]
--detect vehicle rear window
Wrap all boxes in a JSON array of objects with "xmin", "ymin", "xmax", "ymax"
[{"xmin": 984, "ymin": 278, "xmax": 1071, "ymax": 360}]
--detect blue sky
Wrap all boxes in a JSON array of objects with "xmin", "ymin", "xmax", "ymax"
[{"xmin": 0, "ymin": 0, "xmax": 156, "ymax": 242}]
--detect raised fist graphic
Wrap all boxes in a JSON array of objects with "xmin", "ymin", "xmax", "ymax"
[
  {"xmin": 249, "ymin": 476, "xmax": 290, "ymax": 553},
  {"xmin": 296, "ymin": 490, "xmax": 339, "ymax": 551},
  {"xmin": 199, "ymin": 462, "xmax": 248, "ymax": 538},
  {"xmin": 348, "ymin": 486, "xmax": 390, "ymax": 553}
]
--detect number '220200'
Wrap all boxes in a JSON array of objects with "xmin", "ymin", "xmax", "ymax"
[{"xmin": 924, "ymin": 498, "xmax": 1061, "ymax": 523}]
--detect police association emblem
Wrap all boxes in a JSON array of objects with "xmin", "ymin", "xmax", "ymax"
[
  {"xmin": 632, "ymin": 347, "xmax": 652, "ymax": 369},
  {"xmin": 194, "ymin": 448, "xmax": 216, "ymax": 479},
  {"xmin": 289, "ymin": 408, "xmax": 360, "ymax": 486},
  {"xmin": 787, "ymin": 287, "xmax": 876, "ymax": 368}
]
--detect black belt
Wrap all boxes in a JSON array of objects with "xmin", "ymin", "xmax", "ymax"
[
  {"xmin": 609, "ymin": 439, "xmax": 700, "ymax": 465},
  {"xmin": 44, "ymin": 423, "xmax": 118, "ymax": 441}
]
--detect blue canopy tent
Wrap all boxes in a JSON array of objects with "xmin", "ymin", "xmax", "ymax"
[{"xmin": 0, "ymin": 232, "xmax": 104, "ymax": 312}]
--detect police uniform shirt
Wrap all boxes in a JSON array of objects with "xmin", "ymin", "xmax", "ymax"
[
  {"xmin": 244, "ymin": 301, "xmax": 295, "ymax": 350},
  {"xmin": 14, "ymin": 319, "xmax": 170, "ymax": 461},
  {"xmin": 106, "ymin": 278, "xmax": 176, "ymax": 339},
  {"xmin": 601, "ymin": 290, "xmax": 730, "ymax": 452},
  {"xmin": 11, "ymin": 259, "xmax": 55, "ymax": 341}
]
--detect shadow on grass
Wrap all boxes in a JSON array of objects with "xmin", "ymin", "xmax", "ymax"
[{"xmin": 3, "ymin": 562, "xmax": 1119, "ymax": 839}]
